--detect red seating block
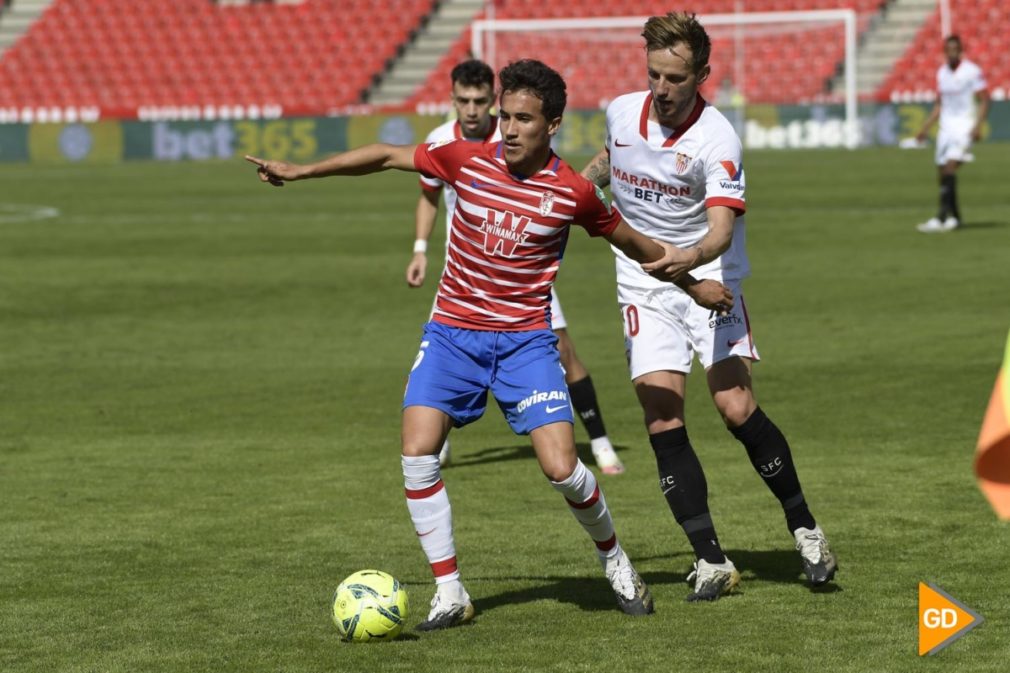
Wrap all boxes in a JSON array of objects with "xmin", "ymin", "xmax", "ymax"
[
  {"xmin": 1, "ymin": 0, "xmax": 437, "ymax": 114},
  {"xmin": 878, "ymin": 0, "xmax": 1007, "ymax": 99}
]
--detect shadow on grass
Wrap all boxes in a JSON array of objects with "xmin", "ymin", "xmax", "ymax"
[
  {"xmin": 469, "ymin": 560, "xmax": 841, "ymax": 617},
  {"xmin": 409, "ymin": 549, "xmax": 841, "ymax": 622},
  {"xmin": 474, "ymin": 575, "xmax": 634, "ymax": 614},
  {"xmin": 960, "ymin": 220, "xmax": 1007, "ymax": 230},
  {"xmin": 635, "ymin": 548, "xmax": 843, "ymax": 593},
  {"xmin": 443, "ymin": 443, "xmax": 631, "ymax": 469}
]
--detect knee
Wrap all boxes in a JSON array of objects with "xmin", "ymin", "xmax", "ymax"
[
  {"xmin": 401, "ymin": 433, "xmax": 442, "ymax": 458},
  {"xmin": 541, "ymin": 453, "xmax": 578, "ymax": 483},
  {"xmin": 401, "ymin": 442, "xmax": 435, "ymax": 458},
  {"xmin": 636, "ymin": 392, "xmax": 684, "ymax": 434},
  {"xmin": 638, "ymin": 393, "xmax": 683, "ymax": 432},
  {"xmin": 644, "ymin": 415, "xmax": 683, "ymax": 435},
  {"xmin": 715, "ymin": 391, "xmax": 756, "ymax": 428}
]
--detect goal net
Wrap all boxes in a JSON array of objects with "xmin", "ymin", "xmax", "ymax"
[{"xmin": 471, "ymin": 10, "xmax": 858, "ymax": 148}]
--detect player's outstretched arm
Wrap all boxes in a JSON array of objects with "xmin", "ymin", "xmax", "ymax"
[
  {"xmin": 245, "ymin": 144, "xmax": 419, "ymax": 186},
  {"xmin": 580, "ymin": 149, "xmax": 611, "ymax": 188},
  {"xmin": 604, "ymin": 220, "xmax": 733, "ymax": 313},
  {"xmin": 407, "ymin": 189, "xmax": 441, "ymax": 287}
]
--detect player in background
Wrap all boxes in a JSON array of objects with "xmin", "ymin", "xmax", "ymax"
[
  {"xmin": 247, "ymin": 59, "xmax": 735, "ymax": 631},
  {"xmin": 407, "ymin": 60, "xmax": 626, "ymax": 474},
  {"xmin": 581, "ymin": 12, "xmax": 837, "ymax": 601},
  {"xmin": 915, "ymin": 34, "xmax": 990, "ymax": 233}
]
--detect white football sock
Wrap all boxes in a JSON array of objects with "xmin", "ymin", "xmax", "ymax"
[
  {"xmin": 551, "ymin": 459, "xmax": 618, "ymax": 558},
  {"xmin": 403, "ymin": 454, "xmax": 459, "ymax": 583}
]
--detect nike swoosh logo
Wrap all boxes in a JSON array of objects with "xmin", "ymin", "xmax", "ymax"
[
  {"xmin": 727, "ymin": 337, "xmax": 746, "ymax": 347},
  {"xmin": 417, "ymin": 528, "xmax": 436, "ymax": 537},
  {"xmin": 545, "ymin": 404, "xmax": 568, "ymax": 414},
  {"xmin": 470, "ymin": 179, "xmax": 489, "ymax": 189},
  {"xmin": 614, "ymin": 140, "xmax": 632, "ymax": 147}
]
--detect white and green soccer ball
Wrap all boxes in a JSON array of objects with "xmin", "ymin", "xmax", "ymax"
[{"xmin": 332, "ymin": 569, "xmax": 409, "ymax": 642}]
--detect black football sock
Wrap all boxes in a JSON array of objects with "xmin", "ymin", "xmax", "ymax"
[
  {"xmin": 650, "ymin": 427, "xmax": 726, "ymax": 564},
  {"xmin": 947, "ymin": 173, "xmax": 961, "ymax": 221},
  {"xmin": 568, "ymin": 376, "xmax": 608, "ymax": 440},
  {"xmin": 730, "ymin": 407, "xmax": 816, "ymax": 534},
  {"xmin": 937, "ymin": 174, "xmax": 956, "ymax": 220}
]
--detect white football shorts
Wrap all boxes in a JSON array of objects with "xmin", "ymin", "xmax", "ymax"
[
  {"xmin": 935, "ymin": 128, "xmax": 974, "ymax": 165},
  {"xmin": 617, "ymin": 279, "xmax": 759, "ymax": 380},
  {"xmin": 549, "ymin": 291, "xmax": 567, "ymax": 331}
]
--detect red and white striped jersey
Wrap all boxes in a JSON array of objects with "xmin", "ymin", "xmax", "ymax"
[
  {"xmin": 418, "ymin": 117, "xmax": 502, "ymax": 253},
  {"xmin": 413, "ymin": 140, "xmax": 620, "ymax": 331}
]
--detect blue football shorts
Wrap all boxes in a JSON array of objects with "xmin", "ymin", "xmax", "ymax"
[{"xmin": 403, "ymin": 321, "xmax": 574, "ymax": 435}]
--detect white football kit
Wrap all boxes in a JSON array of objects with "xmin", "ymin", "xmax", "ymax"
[
  {"xmin": 605, "ymin": 91, "xmax": 758, "ymax": 378},
  {"xmin": 934, "ymin": 58, "xmax": 987, "ymax": 165},
  {"xmin": 418, "ymin": 117, "xmax": 569, "ymax": 329}
]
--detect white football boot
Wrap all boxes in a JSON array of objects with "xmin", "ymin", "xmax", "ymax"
[
  {"xmin": 590, "ymin": 437, "xmax": 624, "ymax": 475},
  {"xmin": 917, "ymin": 216, "xmax": 959, "ymax": 233},
  {"xmin": 601, "ymin": 547, "xmax": 653, "ymax": 615},
  {"xmin": 916, "ymin": 217, "xmax": 944, "ymax": 233},
  {"xmin": 794, "ymin": 525, "xmax": 838, "ymax": 587},
  {"xmin": 416, "ymin": 580, "xmax": 475, "ymax": 631},
  {"xmin": 685, "ymin": 558, "xmax": 741, "ymax": 602},
  {"xmin": 940, "ymin": 216, "xmax": 960, "ymax": 231}
]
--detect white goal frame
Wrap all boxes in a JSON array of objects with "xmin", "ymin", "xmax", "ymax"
[{"xmin": 472, "ymin": 9, "xmax": 858, "ymax": 148}]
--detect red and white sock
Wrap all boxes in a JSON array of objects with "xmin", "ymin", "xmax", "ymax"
[
  {"xmin": 402, "ymin": 454, "xmax": 459, "ymax": 584},
  {"xmin": 551, "ymin": 460, "xmax": 619, "ymax": 559}
]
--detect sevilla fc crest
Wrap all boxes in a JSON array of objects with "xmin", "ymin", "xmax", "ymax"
[
  {"xmin": 539, "ymin": 191, "xmax": 555, "ymax": 216},
  {"xmin": 675, "ymin": 152, "xmax": 692, "ymax": 175}
]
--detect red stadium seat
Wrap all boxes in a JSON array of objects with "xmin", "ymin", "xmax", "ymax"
[
  {"xmin": 1, "ymin": 0, "xmax": 437, "ymax": 114},
  {"xmin": 878, "ymin": 0, "xmax": 1007, "ymax": 99}
]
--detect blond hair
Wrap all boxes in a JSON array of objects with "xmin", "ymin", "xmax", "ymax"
[{"xmin": 642, "ymin": 12, "xmax": 711, "ymax": 74}]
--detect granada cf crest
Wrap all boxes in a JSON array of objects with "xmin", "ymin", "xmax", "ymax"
[
  {"xmin": 675, "ymin": 152, "xmax": 692, "ymax": 174},
  {"xmin": 539, "ymin": 191, "xmax": 555, "ymax": 216}
]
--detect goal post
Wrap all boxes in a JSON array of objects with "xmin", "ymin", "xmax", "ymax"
[{"xmin": 471, "ymin": 10, "xmax": 859, "ymax": 149}]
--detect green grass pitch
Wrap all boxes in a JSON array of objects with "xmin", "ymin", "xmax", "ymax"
[{"xmin": 1, "ymin": 145, "xmax": 1008, "ymax": 672}]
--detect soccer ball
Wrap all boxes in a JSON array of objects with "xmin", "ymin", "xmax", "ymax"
[{"xmin": 331, "ymin": 569, "xmax": 409, "ymax": 642}]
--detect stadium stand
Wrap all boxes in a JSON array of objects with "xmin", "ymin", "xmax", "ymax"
[
  {"xmin": 879, "ymin": 0, "xmax": 1009, "ymax": 102},
  {"xmin": 405, "ymin": 0, "xmax": 887, "ymax": 110},
  {"xmin": 0, "ymin": 0, "xmax": 436, "ymax": 119},
  {"xmin": 4, "ymin": 0, "xmax": 1002, "ymax": 118}
]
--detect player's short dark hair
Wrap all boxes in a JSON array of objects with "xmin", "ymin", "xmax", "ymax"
[
  {"xmin": 498, "ymin": 59, "xmax": 567, "ymax": 120},
  {"xmin": 945, "ymin": 34, "xmax": 962, "ymax": 46},
  {"xmin": 642, "ymin": 12, "xmax": 711, "ymax": 74},
  {"xmin": 451, "ymin": 59, "xmax": 495, "ymax": 90}
]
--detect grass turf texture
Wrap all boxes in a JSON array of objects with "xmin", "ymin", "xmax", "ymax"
[{"xmin": 1, "ymin": 145, "xmax": 1008, "ymax": 672}]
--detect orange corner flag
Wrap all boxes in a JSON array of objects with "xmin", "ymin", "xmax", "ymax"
[
  {"xmin": 918, "ymin": 583, "xmax": 983, "ymax": 655},
  {"xmin": 976, "ymin": 330, "xmax": 1010, "ymax": 519}
]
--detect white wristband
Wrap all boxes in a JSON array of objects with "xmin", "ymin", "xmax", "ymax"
[{"xmin": 413, "ymin": 239, "xmax": 428, "ymax": 254}]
